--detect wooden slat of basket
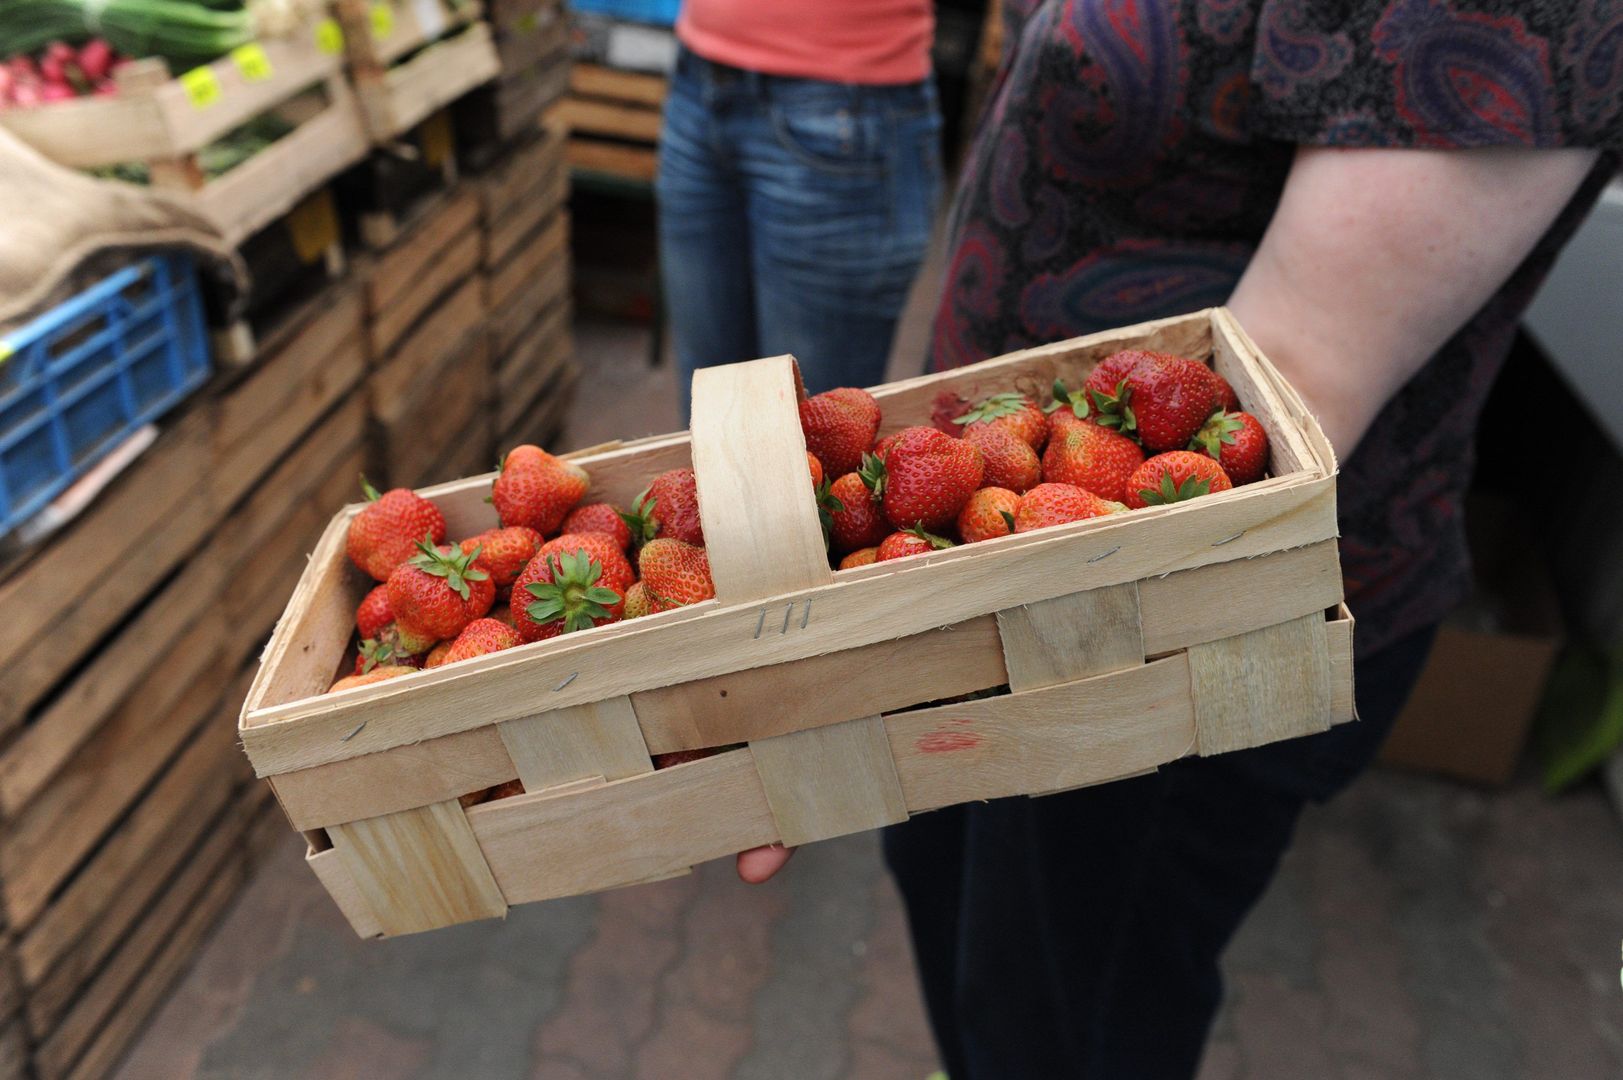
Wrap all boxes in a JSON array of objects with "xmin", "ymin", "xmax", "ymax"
[
  {"xmin": 327, "ymin": 799, "xmax": 506, "ymax": 936},
  {"xmin": 749, "ymin": 716, "xmax": 907, "ymax": 847},
  {"xmin": 306, "ymin": 844, "xmax": 384, "ymax": 939},
  {"xmin": 1138, "ymin": 538, "xmax": 1340, "ymax": 654},
  {"xmin": 1189, "ymin": 611, "xmax": 1333, "ymax": 756},
  {"xmin": 497, "ymin": 696, "xmax": 651, "ymax": 792},
  {"xmin": 241, "ymin": 472, "xmax": 1337, "ymax": 775},
  {"xmin": 997, "ymin": 581, "xmax": 1144, "ymax": 692}
]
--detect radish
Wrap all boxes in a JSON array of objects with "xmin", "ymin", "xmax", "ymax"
[{"xmin": 78, "ymin": 39, "xmax": 113, "ymax": 82}]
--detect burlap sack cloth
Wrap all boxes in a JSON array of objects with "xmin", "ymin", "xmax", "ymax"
[{"xmin": 0, "ymin": 125, "xmax": 246, "ymax": 333}]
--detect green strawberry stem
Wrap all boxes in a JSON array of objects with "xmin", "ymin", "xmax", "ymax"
[
  {"xmin": 360, "ymin": 474, "xmax": 382, "ymax": 501},
  {"xmin": 815, "ymin": 480, "xmax": 846, "ymax": 549},
  {"xmin": 999, "ymin": 510, "xmax": 1017, "ymax": 531},
  {"xmin": 904, "ymin": 523, "xmax": 954, "ymax": 550},
  {"xmin": 617, "ymin": 492, "xmax": 659, "ymax": 549},
  {"xmin": 953, "ymin": 391, "xmax": 1028, "ymax": 426},
  {"xmin": 408, "ymin": 534, "xmax": 489, "ymax": 601},
  {"xmin": 525, "ymin": 552, "xmax": 621, "ymax": 634},
  {"xmin": 858, "ymin": 453, "xmax": 887, "ymax": 498},
  {"xmin": 1139, "ymin": 473, "xmax": 1212, "ymax": 506},
  {"xmin": 1045, "ymin": 378, "xmax": 1089, "ymax": 419},
  {"xmin": 1191, "ymin": 410, "xmax": 1243, "ymax": 458}
]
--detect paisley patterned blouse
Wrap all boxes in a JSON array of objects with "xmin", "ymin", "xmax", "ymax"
[{"xmin": 931, "ymin": 0, "xmax": 1623, "ymax": 657}]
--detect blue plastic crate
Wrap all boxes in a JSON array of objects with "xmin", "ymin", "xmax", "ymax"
[
  {"xmin": 0, "ymin": 254, "xmax": 212, "ymax": 538},
  {"xmin": 569, "ymin": 0, "xmax": 681, "ymax": 27}
]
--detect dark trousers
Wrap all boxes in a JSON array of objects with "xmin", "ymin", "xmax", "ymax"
[{"xmin": 882, "ymin": 625, "xmax": 1438, "ymax": 1079}]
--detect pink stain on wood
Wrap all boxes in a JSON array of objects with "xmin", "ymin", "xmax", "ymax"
[{"xmin": 915, "ymin": 720, "xmax": 982, "ymax": 754}]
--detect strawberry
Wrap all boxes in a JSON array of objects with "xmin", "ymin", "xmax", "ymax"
[
  {"xmin": 1190, "ymin": 410, "xmax": 1268, "ymax": 485},
  {"xmin": 1098, "ymin": 355, "xmax": 1219, "ymax": 452},
  {"xmin": 386, "ymin": 537, "xmax": 495, "ymax": 653},
  {"xmin": 866, "ymin": 427, "xmax": 984, "ymax": 531},
  {"xmin": 354, "ymin": 637, "xmax": 412, "ymax": 674},
  {"xmin": 638, "ymin": 538, "xmax": 715, "ymax": 610},
  {"xmin": 538, "ymin": 533, "xmax": 636, "ymax": 594},
  {"xmin": 828, "ymin": 470, "xmax": 890, "ymax": 553},
  {"xmin": 621, "ymin": 468, "xmax": 704, "ymax": 548},
  {"xmin": 328, "ymin": 665, "xmax": 414, "ymax": 694},
  {"xmin": 623, "ymin": 581, "xmax": 654, "ymax": 619},
  {"xmin": 954, "ymin": 391, "xmax": 1047, "ymax": 450},
  {"xmin": 356, "ymin": 584, "xmax": 393, "ymax": 640},
  {"xmin": 930, "ymin": 390, "xmax": 972, "ymax": 435},
  {"xmin": 492, "ymin": 445, "xmax": 589, "ymax": 534},
  {"xmin": 346, "ymin": 476, "xmax": 447, "ymax": 581},
  {"xmin": 424, "ymin": 641, "xmax": 454, "ymax": 668},
  {"xmin": 460, "ymin": 526, "xmax": 544, "ymax": 590},
  {"xmin": 441, "ymin": 618, "xmax": 523, "ymax": 665},
  {"xmin": 873, "ymin": 431, "xmax": 904, "ymax": 462},
  {"xmin": 800, "ymin": 390, "xmax": 881, "ymax": 477},
  {"xmin": 807, "ymin": 452, "xmax": 824, "ymax": 490},
  {"xmin": 838, "ymin": 546, "xmax": 881, "ymax": 570},
  {"xmin": 1083, "ymin": 350, "xmax": 1146, "ymax": 402},
  {"xmin": 1122, "ymin": 451, "xmax": 1234, "ymax": 509},
  {"xmin": 961, "ymin": 424, "xmax": 1041, "ymax": 493},
  {"xmin": 560, "ymin": 503, "xmax": 633, "ymax": 551},
  {"xmin": 1014, "ymin": 483, "xmax": 1124, "ymax": 532},
  {"xmin": 825, "ymin": 386, "xmax": 882, "ymax": 428},
  {"xmin": 512, "ymin": 550, "xmax": 626, "ymax": 642},
  {"xmin": 1040, "ymin": 421, "xmax": 1145, "ymax": 503},
  {"xmin": 1204, "ymin": 367, "xmax": 1241, "ymax": 412},
  {"xmin": 878, "ymin": 526, "xmax": 955, "ymax": 562},
  {"xmin": 957, "ymin": 487, "xmax": 1021, "ymax": 543}
]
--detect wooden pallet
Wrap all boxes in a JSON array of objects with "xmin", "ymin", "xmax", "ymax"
[
  {"xmin": 549, "ymin": 64, "xmax": 664, "ymax": 183},
  {"xmin": 337, "ymin": 0, "xmax": 502, "ymax": 143},
  {"xmin": 0, "ymin": 26, "xmax": 368, "ymax": 245},
  {"xmin": 239, "ymin": 307, "xmax": 1355, "ymax": 938}
]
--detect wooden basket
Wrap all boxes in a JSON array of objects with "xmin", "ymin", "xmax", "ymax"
[
  {"xmin": 240, "ymin": 308, "xmax": 1354, "ymax": 938},
  {"xmin": 0, "ymin": 28, "xmax": 368, "ymax": 244}
]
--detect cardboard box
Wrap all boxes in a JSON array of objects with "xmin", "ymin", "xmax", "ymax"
[{"xmin": 1380, "ymin": 499, "xmax": 1564, "ymax": 786}]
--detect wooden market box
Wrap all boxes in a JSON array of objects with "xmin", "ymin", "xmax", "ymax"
[
  {"xmin": 0, "ymin": 25, "xmax": 368, "ymax": 245},
  {"xmin": 239, "ymin": 308, "xmax": 1354, "ymax": 938},
  {"xmin": 335, "ymin": 0, "xmax": 501, "ymax": 142}
]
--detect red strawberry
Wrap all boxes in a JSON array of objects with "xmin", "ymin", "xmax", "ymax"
[
  {"xmin": 1083, "ymin": 350, "xmax": 1146, "ymax": 402},
  {"xmin": 825, "ymin": 386, "xmax": 882, "ymax": 428},
  {"xmin": 329, "ymin": 665, "xmax": 414, "ymax": 694},
  {"xmin": 1106, "ymin": 355, "xmax": 1220, "ymax": 452},
  {"xmin": 1123, "ymin": 451, "xmax": 1235, "ymax": 510},
  {"xmin": 827, "ymin": 470, "xmax": 890, "ymax": 553},
  {"xmin": 1190, "ymin": 410, "xmax": 1268, "ymax": 485},
  {"xmin": 954, "ymin": 392, "xmax": 1047, "ymax": 450},
  {"xmin": 807, "ymin": 452, "xmax": 824, "ymax": 490},
  {"xmin": 346, "ymin": 477, "xmax": 447, "ymax": 581},
  {"xmin": 354, "ymin": 636, "xmax": 413, "ymax": 674},
  {"xmin": 441, "ymin": 618, "xmax": 523, "ymax": 665},
  {"xmin": 1204, "ymin": 367, "xmax": 1241, "ymax": 412},
  {"xmin": 538, "ymin": 533, "xmax": 636, "ymax": 595},
  {"xmin": 800, "ymin": 391, "xmax": 880, "ymax": 478},
  {"xmin": 838, "ymin": 546, "xmax": 881, "ymax": 570},
  {"xmin": 1014, "ymin": 483, "xmax": 1124, "ymax": 532},
  {"xmin": 460, "ymin": 526, "xmax": 544, "ymax": 590},
  {"xmin": 511, "ymin": 549, "xmax": 627, "ymax": 642},
  {"xmin": 638, "ymin": 538, "xmax": 715, "ymax": 610},
  {"xmin": 867, "ymin": 427, "xmax": 984, "ymax": 531},
  {"xmin": 622, "ymin": 468, "xmax": 704, "ymax": 548},
  {"xmin": 560, "ymin": 503, "xmax": 633, "ymax": 551},
  {"xmin": 623, "ymin": 581, "xmax": 654, "ymax": 619},
  {"xmin": 386, "ymin": 538, "xmax": 495, "ymax": 653},
  {"xmin": 930, "ymin": 390, "xmax": 972, "ymax": 435},
  {"xmin": 873, "ymin": 431, "xmax": 904, "ymax": 463},
  {"xmin": 957, "ymin": 487, "xmax": 1021, "ymax": 543},
  {"xmin": 961, "ymin": 424, "xmax": 1041, "ymax": 493},
  {"xmin": 877, "ymin": 526, "xmax": 955, "ymax": 562},
  {"xmin": 492, "ymin": 445, "xmax": 589, "ymax": 534},
  {"xmin": 424, "ymin": 640, "xmax": 454, "ymax": 668},
  {"xmin": 1041, "ymin": 421, "xmax": 1145, "ymax": 503},
  {"xmin": 356, "ymin": 584, "xmax": 393, "ymax": 640}
]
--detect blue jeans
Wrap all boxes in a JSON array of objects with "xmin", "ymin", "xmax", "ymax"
[{"xmin": 656, "ymin": 47, "xmax": 943, "ymax": 419}]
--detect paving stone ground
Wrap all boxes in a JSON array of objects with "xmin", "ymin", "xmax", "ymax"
[{"xmin": 112, "ymin": 302, "xmax": 1623, "ymax": 1078}]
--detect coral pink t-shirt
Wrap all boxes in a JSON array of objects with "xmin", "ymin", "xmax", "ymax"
[{"xmin": 677, "ymin": 0, "xmax": 933, "ymax": 85}]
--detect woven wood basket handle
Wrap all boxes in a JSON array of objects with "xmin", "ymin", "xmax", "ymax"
[{"xmin": 689, "ymin": 355, "xmax": 835, "ymax": 605}]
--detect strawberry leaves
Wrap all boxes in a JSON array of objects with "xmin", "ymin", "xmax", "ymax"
[
  {"xmin": 1191, "ymin": 409, "xmax": 1244, "ymax": 459},
  {"xmin": 617, "ymin": 491, "xmax": 659, "ymax": 549},
  {"xmin": 1137, "ymin": 472, "xmax": 1212, "ymax": 506},
  {"xmin": 407, "ymin": 534, "xmax": 489, "ymax": 601},
  {"xmin": 858, "ymin": 452, "xmax": 887, "ymax": 499},
  {"xmin": 525, "ymin": 552, "xmax": 622, "ymax": 635},
  {"xmin": 953, "ymin": 391, "xmax": 1028, "ymax": 426}
]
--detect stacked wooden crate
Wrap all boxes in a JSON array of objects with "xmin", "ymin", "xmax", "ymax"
[
  {"xmin": 550, "ymin": 63, "xmax": 665, "ymax": 182},
  {"xmin": 337, "ymin": 0, "xmax": 501, "ymax": 146},
  {"xmin": 1, "ymin": 936, "xmax": 22, "ymax": 1080},
  {"xmin": 480, "ymin": 127, "xmax": 578, "ymax": 452},
  {"xmin": 460, "ymin": 0, "xmax": 572, "ymax": 163},
  {"xmin": 0, "ymin": 284, "xmax": 368, "ymax": 1080},
  {"xmin": 363, "ymin": 189, "xmax": 494, "ymax": 489}
]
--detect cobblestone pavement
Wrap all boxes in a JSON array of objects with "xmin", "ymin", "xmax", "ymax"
[{"xmin": 113, "ymin": 768, "xmax": 1623, "ymax": 1080}]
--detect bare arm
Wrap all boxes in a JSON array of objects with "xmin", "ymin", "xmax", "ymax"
[{"xmin": 1228, "ymin": 145, "xmax": 1600, "ymax": 460}]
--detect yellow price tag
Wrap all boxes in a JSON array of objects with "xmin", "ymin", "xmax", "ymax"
[
  {"xmin": 0, "ymin": 342, "xmax": 13, "ymax": 367},
  {"xmin": 517, "ymin": 12, "xmax": 538, "ymax": 33},
  {"xmin": 180, "ymin": 66, "xmax": 222, "ymax": 109},
  {"xmin": 315, "ymin": 17, "xmax": 344, "ymax": 54},
  {"xmin": 370, "ymin": 3, "xmax": 396, "ymax": 40},
  {"xmin": 231, "ymin": 44, "xmax": 273, "ymax": 82}
]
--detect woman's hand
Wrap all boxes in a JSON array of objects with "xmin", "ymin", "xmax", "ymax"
[{"xmin": 737, "ymin": 843, "xmax": 796, "ymax": 883}]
